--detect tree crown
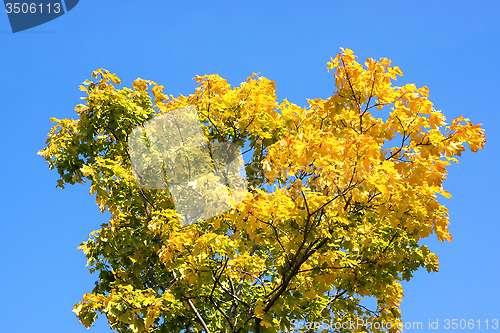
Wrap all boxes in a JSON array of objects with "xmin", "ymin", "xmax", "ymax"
[{"xmin": 38, "ymin": 49, "xmax": 486, "ymax": 333}]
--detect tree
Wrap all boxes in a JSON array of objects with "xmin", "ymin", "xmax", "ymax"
[{"xmin": 38, "ymin": 49, "xmax": 485, "ymax": 333}]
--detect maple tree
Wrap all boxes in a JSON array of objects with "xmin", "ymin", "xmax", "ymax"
[{"xmin": 38, "ymin": 49, "xmax": 485, "ymax": 333}]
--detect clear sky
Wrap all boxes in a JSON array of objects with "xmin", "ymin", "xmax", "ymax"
[{"xmin": 1, "ymin": 1, "xmax": 499, "ymax": 332}]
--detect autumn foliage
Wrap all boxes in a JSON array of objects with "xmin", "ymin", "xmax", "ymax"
[{"xmin": 38, "ymin": 49, "xmax": 485, "ymax": 333}]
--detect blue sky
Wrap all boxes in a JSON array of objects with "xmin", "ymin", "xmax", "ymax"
[{"xmin": 1, "ymin": 1, "xmax": 499, "ymax": 332}]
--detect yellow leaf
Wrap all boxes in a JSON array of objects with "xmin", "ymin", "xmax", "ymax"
[{"xmin": 80, "ymin": 165, "xmax": 93, "ymax": 177}]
